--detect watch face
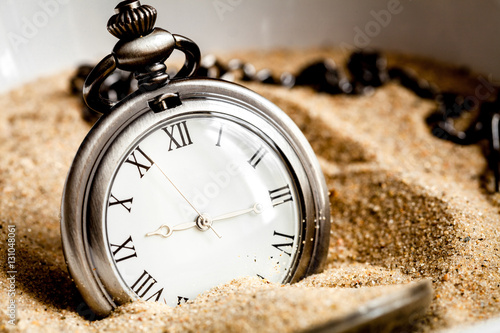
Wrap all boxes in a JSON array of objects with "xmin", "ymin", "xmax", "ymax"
[
  {"xmin": 106, "ymin": 114, "xmax": 301, "ymax": 306},
  {"xmin": 62, "ymin": 79, "xmax": 330, "ymax": 316}
]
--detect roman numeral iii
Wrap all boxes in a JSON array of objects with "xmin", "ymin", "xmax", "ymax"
[{"xmin": 268, "ymin": 184, "xmax": 293, "ymax": 207}]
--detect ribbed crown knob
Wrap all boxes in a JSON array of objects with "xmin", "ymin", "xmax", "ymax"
[{"xmin": 107, "ymin": 0, "xmax": 157, "ymax": 40}]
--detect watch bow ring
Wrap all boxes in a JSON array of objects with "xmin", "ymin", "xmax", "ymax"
[{"xmin": 83, "ymin": 0, "xmax": 201, "ymax": 115}]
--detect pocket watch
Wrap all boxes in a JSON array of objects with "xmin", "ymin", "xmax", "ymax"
[{"xmin": 61, "ymin": 0, "xmax": 330, "ymax": 317}]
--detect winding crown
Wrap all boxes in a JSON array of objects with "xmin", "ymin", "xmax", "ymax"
[{"xmin": 107, "ymin": 0, "xmax": 157, "ymax": 40}]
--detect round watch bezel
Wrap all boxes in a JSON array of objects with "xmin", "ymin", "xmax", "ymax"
[{"xmin": 61, "ymin": 78, "xmax": 330, "ymax": 317}]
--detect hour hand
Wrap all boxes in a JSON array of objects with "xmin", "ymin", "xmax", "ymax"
[
  {"xmin": 212, "ymin": 203, "xmax": 263, "ymax": 222},
  {"xmin": 145, "ymin": 222, "xmax": 196, "ymax": 238},
  {"xmin": 145, "ymin": 219, "xmax": 220, "ymax": 238},
  {"xmin": 145, "ymin": 203, "xmax": 263, "ymax": 238}
]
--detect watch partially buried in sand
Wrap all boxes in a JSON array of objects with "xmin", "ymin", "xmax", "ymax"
[{"xmin": 60, "ymin": 0, "xmax": 330, "ymax": 317}]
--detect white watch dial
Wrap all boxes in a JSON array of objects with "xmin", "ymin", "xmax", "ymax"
[{"xmin": 105, "ymin": 114, "xmax": 301, "ymax": 306}]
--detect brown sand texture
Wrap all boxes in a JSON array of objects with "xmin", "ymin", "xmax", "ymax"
[{"xmin": 0, "ymin": 49, "xmax": 499, "ymax": 332}]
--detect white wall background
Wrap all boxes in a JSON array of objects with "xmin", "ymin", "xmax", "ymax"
[{"xmin": 1, "ymin": 0, "xmax": 500, "ymax": 92}]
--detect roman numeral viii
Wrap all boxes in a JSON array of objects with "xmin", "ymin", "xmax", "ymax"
[
  {"xmin": 110, "ymin": 236, "xmax": 137, "ymax": 263},
  {"xmin": 131, "ymin": 270, "xmax": 164, "ymax": 301},
  {"xmin": 162, "ymin": 121, "xmax": 193, "ymax": 151},
  {"xmin": 125, "ymin": 146, "xmax": 154, "ymax": 178},
  {"xmin": 269, "ymin": 184, "xmax": 293, "ymax": 207},
  {"xmin": 272, "ymin": 231, "xmax": 295, "ymax": 257}
]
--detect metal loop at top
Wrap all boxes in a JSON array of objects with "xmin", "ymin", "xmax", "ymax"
[
  {"xmin": 82, "ymin": 2, "xmax": 200, "ymax": 115},
  {"xmin": 83, "ymin": 54, "xmax": 118, "ymax": 115},
  {"xmin": 173, "ymin": 34, "xmax": 201, "ymax": 79}
]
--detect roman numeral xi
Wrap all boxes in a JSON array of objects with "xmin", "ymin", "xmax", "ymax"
[{"xmin": 125, "ymin": 146, "xmax": 154, "ymax": 178}]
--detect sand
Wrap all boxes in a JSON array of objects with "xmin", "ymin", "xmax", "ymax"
[{"xmin": 0, "ymin": 48, "xmax": 499, "ymax": 332}]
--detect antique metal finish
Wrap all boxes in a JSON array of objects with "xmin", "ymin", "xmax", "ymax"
[
  {"xmin": 63, "ymin": 0, "xmax": 331, "ymax": 318},
  {"xmin": 83, "ymin": 0, "xmax": 200, "ymax": 115},
  {"xmin": 107, "ymin": 1, "xmax": 157, "ymax": 40},
  {"xmin": 62, "ymin": 78, "xmax": 331, "ymax": 316}
]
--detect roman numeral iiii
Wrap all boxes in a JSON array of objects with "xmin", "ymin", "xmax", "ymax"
[{"xmin": 272, "ymin": 231, "xmax": 295, "ymax": 256}]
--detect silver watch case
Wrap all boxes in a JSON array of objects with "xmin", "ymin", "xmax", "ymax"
[{"xmin": 61, "ymin": 78, "xmax": 330, "ymax": 317}]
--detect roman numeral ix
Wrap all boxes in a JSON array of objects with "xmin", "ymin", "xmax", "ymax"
[{"xmin": 110, "ymin": 236, "xmax": 137, "ymax": 263}]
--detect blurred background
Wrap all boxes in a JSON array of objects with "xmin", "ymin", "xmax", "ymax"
[{"xmin": 1, "ymin": 0, "xmax": 500, "ymax": 92}]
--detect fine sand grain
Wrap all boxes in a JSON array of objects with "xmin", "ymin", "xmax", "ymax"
[{"xmin": 0, "ymin": 49, "xmax": 499, "ymax": 332}]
